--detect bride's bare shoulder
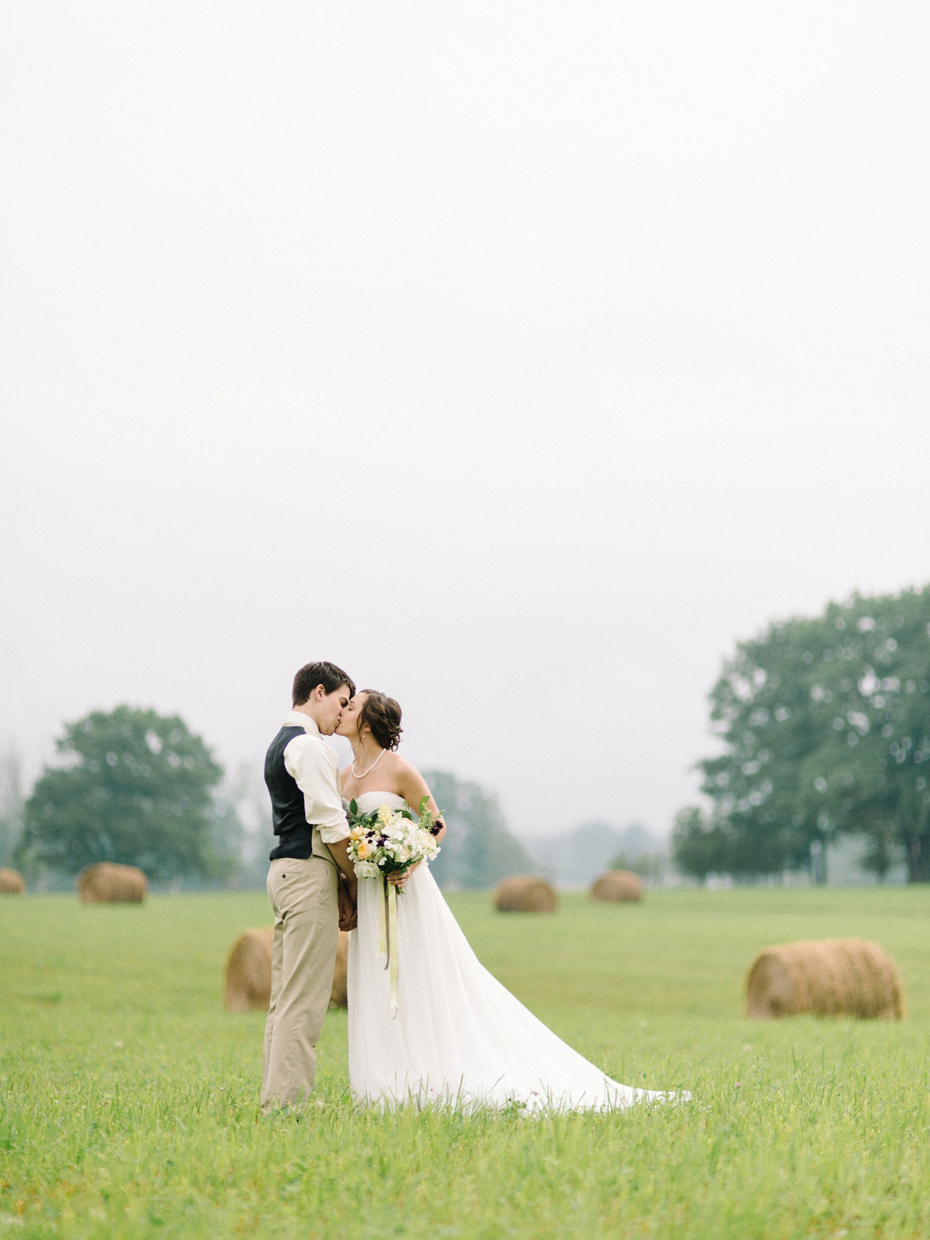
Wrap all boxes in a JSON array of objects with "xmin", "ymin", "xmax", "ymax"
[{"xmin": 389, "ymin": 752, "xmax": 421, "ymax": 776}]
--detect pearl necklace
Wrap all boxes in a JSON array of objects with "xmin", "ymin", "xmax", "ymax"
[{"xmin": 352, "ymin": 748, "xmax": 385, "ymax": 780}]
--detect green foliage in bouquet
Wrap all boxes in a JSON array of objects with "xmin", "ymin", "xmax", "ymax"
[{"xmin": 346, "ymin": 796, "xmax": 442, "ymax": 883}]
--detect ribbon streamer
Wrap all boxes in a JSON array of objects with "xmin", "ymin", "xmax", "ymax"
[
  {"xmin": 378, "ymin": 877, "xmax": 400, "ymax": 1016},
  {"xmin": 377, "ymin": 878, "xmax": 388, "ymax": 962},
  {"xmin": 388, "ymin": 882, "xmax": 399, "ymax": 1015}
]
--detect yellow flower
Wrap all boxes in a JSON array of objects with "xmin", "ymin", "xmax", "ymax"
[
  {"xmin": 350, "ymin": 827, "xmax": 364, "ymax": 840},
  {"xmin": 377, "ymin": 805, "xmax": 392, "ymax": 827},
  {"xmin": 357, "ymin": 842, "xmax": 372, "ymax": 859}
]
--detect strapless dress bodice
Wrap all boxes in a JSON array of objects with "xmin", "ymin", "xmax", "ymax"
[{"xmin": 350, "ymin": 790, "xmax": 407, "ymax": 814}]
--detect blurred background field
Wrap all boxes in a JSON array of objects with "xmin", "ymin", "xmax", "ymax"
[{"xmin": 3, "ymin": 887, "xmax": 930, "ymax": 1238}]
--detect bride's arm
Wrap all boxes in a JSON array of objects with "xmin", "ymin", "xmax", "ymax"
[
  {"xmin": 383, "ymin": 759, "xmax": 447, "ymax": 888},
  {"xmin": 396, "ymin": 759, "xmax": 446, "ymax": 843}
]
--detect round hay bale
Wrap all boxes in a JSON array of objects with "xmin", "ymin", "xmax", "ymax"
[
  {"xmin": 0, "ymin": 867, "xmax": 25, "ymax": 894},
  {"xmin": 590, "ymin": 870, "xmax": 643, "ymax": 903},
  {"xmin": 77, "ymin": 862, "xmax": 147, "ymax": 904},
  {"xmin": 494, "ymin": 876, "xmax": 558, "ymax": 913},
  {"xmin": 223, "ymin": 927, "xmax": 351, "ymax": 1012},
  {"xmin": 224, "ymin": 927, "xmax": 273, "ymax": 1012},
  {"xmin": 745, "ymin": 938, "xmax": 904, "ymax": 1021}
]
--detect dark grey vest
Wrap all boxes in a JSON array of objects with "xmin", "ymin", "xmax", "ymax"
[{"xmin": 264, "ymin": 725, "xmax": 318, "ymax": 861}]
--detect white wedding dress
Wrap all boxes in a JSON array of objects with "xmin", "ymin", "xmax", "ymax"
[{"xmin": 347, "ymin": 791, "xmax": 671, "ymax": 1112}]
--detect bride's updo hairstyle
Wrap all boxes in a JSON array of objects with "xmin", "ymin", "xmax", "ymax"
[{"xmin": 356, "ymin": 690, "xmax": 403, "ymax": 751}]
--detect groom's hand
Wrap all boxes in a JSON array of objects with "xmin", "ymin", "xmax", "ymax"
[{"xmin": 338, "ymin": 877, "xmax": 358, "ymax": 932}]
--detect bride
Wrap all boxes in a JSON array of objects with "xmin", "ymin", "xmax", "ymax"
[{"xmin": 336, "ymin": 689, "xmax": 675, "ymax": 1112}]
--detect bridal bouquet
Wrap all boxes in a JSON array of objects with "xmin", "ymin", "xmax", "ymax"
[
  {"xmin": 346, "ymin": 796, "xmax": 442, "ymax": 882},
  {"xmin": 345, "ymin": 797, "xmax": 442, "ymax": 1015}
]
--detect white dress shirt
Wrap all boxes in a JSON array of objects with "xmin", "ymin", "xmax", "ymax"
[{"xmin": 281, "ymin": 711, "xmax": 350, "ymax": 843}]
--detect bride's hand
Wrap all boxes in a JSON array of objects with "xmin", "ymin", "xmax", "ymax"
[{"xmin": 388, "ymin": 861, "xmax": 421, "ymax": 888}]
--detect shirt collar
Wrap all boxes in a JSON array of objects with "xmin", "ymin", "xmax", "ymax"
[{"xmin": 283, "ymin": 710, "xmax": 320, "ymax": 736}]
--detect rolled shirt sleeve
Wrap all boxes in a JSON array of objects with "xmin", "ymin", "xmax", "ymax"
[{"xmin": 283, "ymin": 733, "xmax": 350, "ymax": 843}]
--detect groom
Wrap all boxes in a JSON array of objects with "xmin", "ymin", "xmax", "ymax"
[{"xmin": 261, "ymin": 660, "xmax": 359, "ymax": 1112}]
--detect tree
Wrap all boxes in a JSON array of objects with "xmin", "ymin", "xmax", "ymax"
[
  {"xmin": 421, "ymin": 770, "xmax": 535, "ymax": 889},
  {"xmin": 670, "ymin": 807, "xmax": 730, "ymax": 883},
  {"xmin": 608, "ymin": 847, "xmax": 667, "ymax": 885},
  {"xmin": 206, "ymin": 763, "xmax": 249, "ymax": 884},
  {"xmin": 222, "ymin": 760, "xmax": 275, "ymax": 888},
  {"xmin": 0, "ymin": 743, "xmax": 25, "ymax": 866},
  {"xmin": 798, "ymin": 591, "xmax": 930, "ymax": 881},
  {"xmin": 682, "ymin": 586, "xmax": 930, "ymax": 883},
  {"xmin": 18, "ymin": 706, "xmax": 232, "ymax": 880}
]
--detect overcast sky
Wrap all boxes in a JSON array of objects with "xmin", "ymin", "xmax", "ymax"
[{"xmin": 2, "ymin": 1, "xmax": 928, "ymax": 841}]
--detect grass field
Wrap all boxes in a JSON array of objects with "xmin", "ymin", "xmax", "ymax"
[{"xmin": 2, "ymin": 886, "xmax": 930, "ymax": 1239}]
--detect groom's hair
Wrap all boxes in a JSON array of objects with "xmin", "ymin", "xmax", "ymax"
[{"xmin": 292, "ymin": 661, "xmax": 356, "ymax": 706}]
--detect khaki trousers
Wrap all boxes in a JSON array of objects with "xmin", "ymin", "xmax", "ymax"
[{"xmin": 261, "ymin": 852, "xmax": 338, "ymax": 1111}]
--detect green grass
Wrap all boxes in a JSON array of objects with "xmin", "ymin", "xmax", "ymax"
[{"xmin": 2, "ymin": 886, "xmax": 930, "ymax": 1238}]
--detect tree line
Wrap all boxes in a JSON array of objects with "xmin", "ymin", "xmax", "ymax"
[
  {"xmin": 673, "ymin": 585, "xmax": 930, "ymax": 884},
  {"xmin": 9, "ymin": 584, "xmax": 929, "ymax": 892},
  {"xmin": 3, "ymin": 708, "xmax": 532, "ymax": 890}
]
